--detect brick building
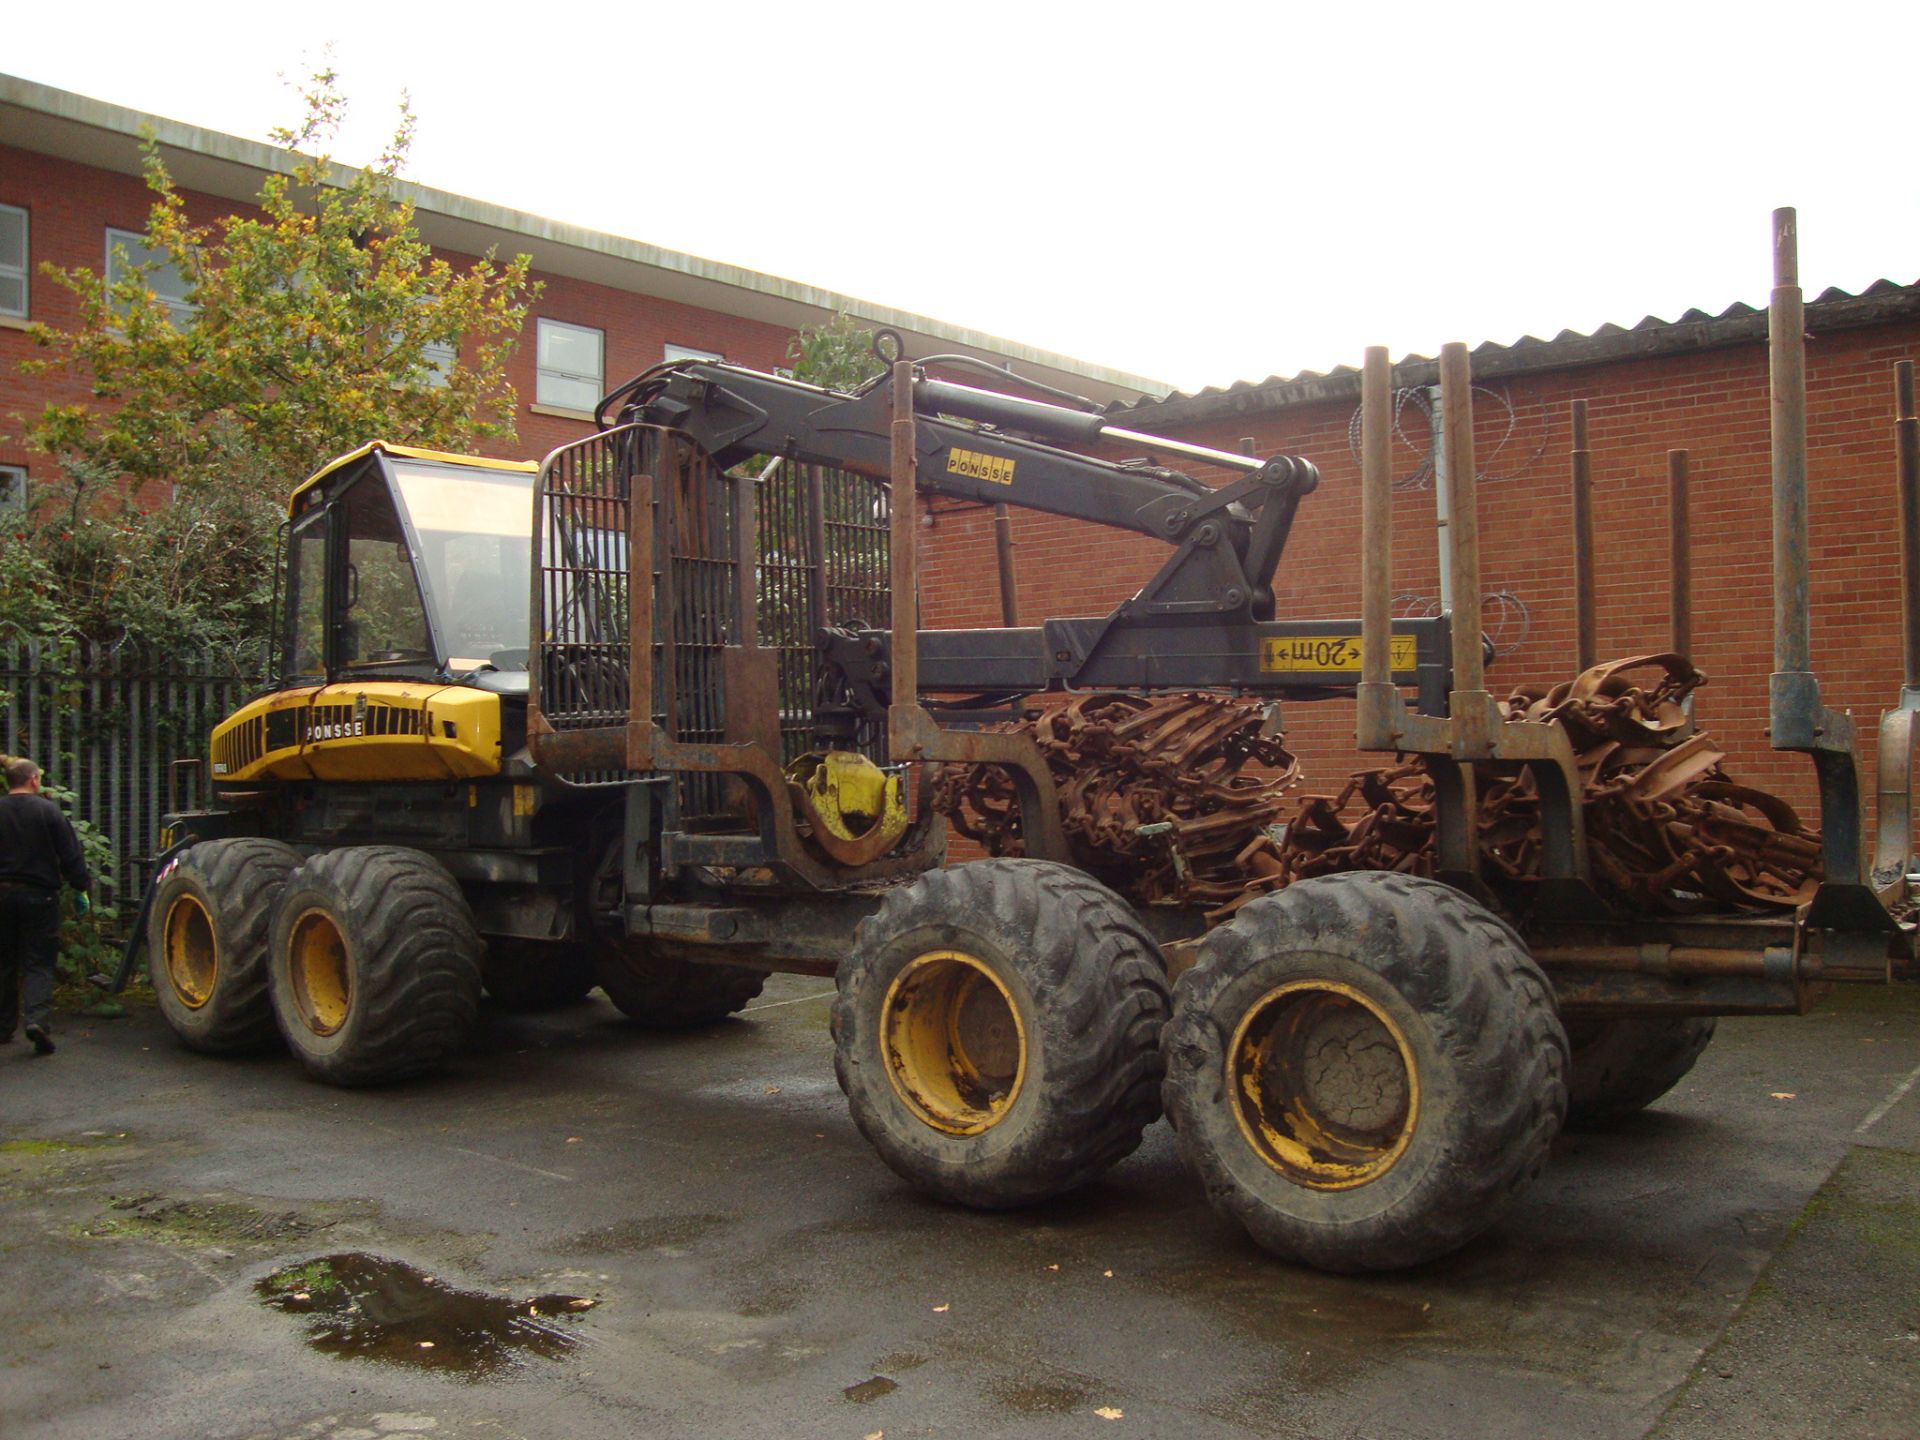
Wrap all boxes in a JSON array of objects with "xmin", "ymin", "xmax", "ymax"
[
  {"xmin": 0, "ymin": 72, "xmax": 1163, "ymax": 509},
  {"xmin": 920, "ymin": 286, "xmax": 1920, "ymax": 832},
  {"xmin": 5, "ymin": 75, "xmax": 1917, "ymax": 844}
]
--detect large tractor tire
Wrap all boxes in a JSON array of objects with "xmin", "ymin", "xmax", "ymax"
[
  {"xmin": 265, "ymin": 846, "xmax": 483, "ymax": 1086},
  {"xmin": 832, "ymin": 859, "xmax": 1170, "ymax": 1209},
  {"xmin": 482, "ymin": 939, "xmax": 597, "ymax": 1010},
  {"xmin": 1161, "ymin": 872, "xmax": 1568, "ymax": 1272},
  {"xmin": 148, "ymin": 838, "xmax": 303, "ymax": 1054},
  {"xmin": 1564, "ymin": 1017, "xmax": 1717, "ymax": 1129},
  {"xmin": 594, "ymin": 947, "xmax": 766, "ymax": 1028}
]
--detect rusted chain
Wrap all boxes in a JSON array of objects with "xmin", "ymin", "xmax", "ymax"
[
  {"xmin": 932, "ymin": 656, "xmax": 1823, "ymax": 923},
  {"xmin": 932, "ymin": 692, "xmax": 1299, "ymax": 906}
]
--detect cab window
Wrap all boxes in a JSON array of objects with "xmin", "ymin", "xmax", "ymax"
[
  {"xmin": 282, "ymin": 510, "xmax": 329, "ymax": 680},
  {"xmin": 338, "ymin": 476, "xmax": 431, "ymax": 669}
]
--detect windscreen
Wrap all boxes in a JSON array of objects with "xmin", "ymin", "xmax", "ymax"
[{"xmin": 391, "ymin": 462, "xmax": 537, "ymax": 672}]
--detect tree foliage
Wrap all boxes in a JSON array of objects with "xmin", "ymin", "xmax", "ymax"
[
  {"xmin": 4, "ymin": 70, "xmax": 539, "ymax": 649},
  {"xmin": 786, "ymin": 311, "xmax": 886, "ymax": 393}
]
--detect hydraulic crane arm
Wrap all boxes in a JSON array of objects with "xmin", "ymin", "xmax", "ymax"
[{"xmin": 612, "ymin": 360, "xmax": 1318, "ymax": 622}]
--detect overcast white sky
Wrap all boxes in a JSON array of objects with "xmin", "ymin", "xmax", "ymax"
[{"xmin": 9, "ymin": 2, "xmax": 1916, "ymax": 392}]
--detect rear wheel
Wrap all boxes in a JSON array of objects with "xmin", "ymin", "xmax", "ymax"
[
  {"xmin": 833, "ymin": 859, "xmax": 1170, "ymax": 1209},
  {"xmin": 266, "ymin": 846, "xmax": 483, "ymax": 1086},
  {"xmin": 482, "ymin": 939, "xmax": 597, "ymax": 1010},
  {"xmin": 148, "ymin": 838, "xmax": 303, "ymax": 1054},
  {"xmin": 594, "ymin": 947, "xmax": 766, "ymax": 1028},
  {"xmin": 1162, "ymin": 872, "xmax": 1568, "ymax": 1271},
  {"xmin": 1564, "ymin": 1017, "xmax": 1716, "ymax": 1128}
]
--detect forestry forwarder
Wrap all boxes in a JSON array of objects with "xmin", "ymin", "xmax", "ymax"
[{"xmin": 124, "ymin": 214, "xmax": 1917, "ymax": 1271}]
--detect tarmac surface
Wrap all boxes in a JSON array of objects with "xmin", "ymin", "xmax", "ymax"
[{"xmin": 1, "ymin": 976, "xmax": 1915, "ymax": 1440}]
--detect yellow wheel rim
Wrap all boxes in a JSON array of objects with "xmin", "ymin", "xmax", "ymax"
[
  {"xmin": 161, "ymin": 894, "xmax": 218, "ymax": 1010},
  {"xmin": 1227, "ymin": 979, "xmax": 1418, "ymax": 1191},
  {"xmin": 287, "ymin": 908, "xmax": 353, "ymax": 1037},
  {"xmin": 881, "ymin": 950, "xmax": 1027, "ymax": 1136}
]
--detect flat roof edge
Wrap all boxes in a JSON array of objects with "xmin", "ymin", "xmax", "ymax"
[{"xmin": 0, "ymin": 72, "xmax": 1170, "ymax": 398}]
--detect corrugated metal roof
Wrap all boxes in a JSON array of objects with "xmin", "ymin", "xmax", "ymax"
[{"xmin": 1105, "ymin": 279, "xmax": 1920, "ymax": 422}]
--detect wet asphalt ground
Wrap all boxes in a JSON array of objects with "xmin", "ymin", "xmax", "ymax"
[{"xmin": 1, "ymin": 977, "xmax": 1915, "ymax": 1440}]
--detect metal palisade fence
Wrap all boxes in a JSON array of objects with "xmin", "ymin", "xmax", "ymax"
[{"xmin": 0, "ymin": 637, "xmax": 268, "ymax": 910}]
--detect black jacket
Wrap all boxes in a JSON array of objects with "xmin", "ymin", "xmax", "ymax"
[{"xmin": 0, "ymin": 793, "xmax": 91, "ymax": 893}]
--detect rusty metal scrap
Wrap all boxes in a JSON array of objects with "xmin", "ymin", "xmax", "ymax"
[
  {"xmin": 933, "ymin": 656, "xmax": 1823, "ymax": 922},
  {"xmin": 932, "ymin": 692, "xmax": 1300, "ymax": 906},
  {"xmin": 1258, "ymin": 653, "xmax": 1822, "ymax": 917}
]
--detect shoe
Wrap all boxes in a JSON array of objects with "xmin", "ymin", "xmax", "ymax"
[{"xmin": 24, "ymin": 1025, "xmax": 53, "ymax": 1056}]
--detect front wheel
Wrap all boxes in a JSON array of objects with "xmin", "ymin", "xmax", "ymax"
[
  {"xmin": 833, "ymin": 859, "xmax": 1169, "ymax": 1209},
  {"xmin": 266, "ymin": 846, "xmax": 483, "ymax": 1086},
  {"xmin": 1161, "ymin": 872, "xmax": 1568, "ymax": 1271},
  {"xmin": 149, "ymin": 838, "xmax": 303, "ymax": 1054}
]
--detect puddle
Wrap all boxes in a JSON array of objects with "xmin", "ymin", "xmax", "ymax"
[
  {"xmin": 843, "ymin": 1375, "xmax": 899, "ymax": 1403},
  {"xmin": 256, "ymin": 1253, "xmax": 594, "ymax": 1378}
]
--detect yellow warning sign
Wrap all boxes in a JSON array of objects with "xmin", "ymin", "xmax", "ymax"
[{"xmin": 1261, "ymin": 634, "xmax": 1417, "ymax": 673}]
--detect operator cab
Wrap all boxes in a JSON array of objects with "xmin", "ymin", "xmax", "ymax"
[{"xmin": 280, "ymin": 443, "xmax": 539, "ymax": 694}]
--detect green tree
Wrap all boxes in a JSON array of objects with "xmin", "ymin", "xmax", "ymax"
[
  {"xmin": 5, "ymin": 69, "xmax": 540, "ymax": 649},
  {"xmin": 786, "ymin": 311, "xmax": 886, "ymax": 392}
]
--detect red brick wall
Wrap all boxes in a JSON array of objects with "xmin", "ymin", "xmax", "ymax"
[
  {"xmin": 923, "ymin": 322, "xmax": 1920, "ymax": 839},
  {"xmin": 0, "ymin": 143, "xmax": 797, "ymax": 477}
]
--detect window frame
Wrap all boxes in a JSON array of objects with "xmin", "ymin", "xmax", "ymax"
[
  {"xmin": 104, "ymin": 225, "xmax": 196, "ymax": 327},
  {"xmin": 0, "ymin": 463, "xmax": 26, "ymax": 512},
  {"xmin": 535, "ymin": 318, "xmax": 606, "ymax": 412},
  {"xmin": 0, "ymin": 203, "xmax": 27, "ymax": 319},
  {"xmin": 664, "ymin": 342, "xmax": 723, "ymax": 364}
]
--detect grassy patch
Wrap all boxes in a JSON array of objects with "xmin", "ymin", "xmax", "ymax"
[{"xmin": 82, "ymin": 1195, "xmax": 319, "ymax": 1248}]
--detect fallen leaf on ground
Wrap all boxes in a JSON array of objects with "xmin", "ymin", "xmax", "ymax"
[
  {"xmin": 766, "ymin": 1086, "xmax": 782, "ymax": 1095},
  {"xmin": 1770, "ymin": 1092, "xmax": 1797, "ymax": 1100},
  {"xmin": 1046, "ymin": 1263, "xmax": 1059, "ymax": 1271},
  {"xmin": 418, "ymin": 1341, "xmax": 435, "ymax": 1349},
  {"xmin": 1103, "ymin": 1270, "xmax": 1113, "ymax": 1278},
  {"xmin": 569, "ymin": 1298, "xmax": 596, "ymax": 1309},
  {"xmin": 932, "ymin": 1303, "xmax": 949, "ymax": 1313},
  {"xmin": 566, "ymin": 1136, "xmax": 583, "ymax": 1143},
  {"xmin": 1094, "ymin": 1406, "xmax": 1123, "ymax": 1420}
]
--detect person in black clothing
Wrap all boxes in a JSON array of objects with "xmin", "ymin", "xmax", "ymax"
[{"xmin": 0, "ymin": 755, "xmax": 92, "ymax": 1056}]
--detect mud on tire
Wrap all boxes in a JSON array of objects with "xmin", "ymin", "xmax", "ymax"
[
  {"xmin": 148, "ymin": 838, "xmax": 303, "ymax": 1054},
  {"xmin": 833, "ymin": 859, "xmax": 1170, "ymax": 1209},
  {"xmin": 1564, "ymin": 1016, "xmax": 1716, "ymax": 1129},
  {"xmin": 266, "ymin": 846, "xmax": 483, "ymax": 1086},
  {"xmin": 1161, "ymin": 871, "xmax": 1568, "ymax": 1272}
]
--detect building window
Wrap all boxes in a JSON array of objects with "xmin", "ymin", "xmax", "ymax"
[
  {"xmin": 0, "ymin": 204, "xmax": 27, "ymax": 318},
  {"xmin": 0, "ymin": 464, "xmax": 25, "ymax": 511},
  {"xmin": 664, "ymin": 343, "xmax": 722, "ymax": 364},
  {"xmin": 106, "ymin": 227, "xmax": 195, "ymax": 326},
  {"xmin": 536, "ymin": 319, "xmax": 604, "ymax": 411},
  {"xmin": 420, "ymin": 337, "xmax": 457, "ymax": 388}
]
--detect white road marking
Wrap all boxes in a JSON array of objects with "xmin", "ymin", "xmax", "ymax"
[
  {"xmin": 1855, "ymin": 1061, "xmax": 1920, "ymax": 1135},
  {"xmin": 743, "ymin": 988, "xmax": 836, "ymax": 1013},
  {"xmin": 444, "ymin": 1144, "xmax": 574, "ymax": 1182}
]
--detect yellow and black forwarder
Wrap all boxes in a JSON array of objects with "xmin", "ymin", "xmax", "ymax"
[{"xmin": 131, "ymin": 236, "xmax": 1918, "ymax": 1272}]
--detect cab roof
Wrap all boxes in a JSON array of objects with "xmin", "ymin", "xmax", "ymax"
[{"xmin": 287, "ymin": 441, "xmax": 539, "ymax": 515}]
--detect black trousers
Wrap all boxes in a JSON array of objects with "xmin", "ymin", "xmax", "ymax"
[{"xmin": 0, "ymin": 885, "xmax": 60, "ymax": 1038}]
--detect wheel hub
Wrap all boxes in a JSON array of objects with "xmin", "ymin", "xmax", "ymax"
[
  {"xmin": 162, "ymin": 894, "xmax": 218, "ymax": 1009},
  {"xmin": 287, "ymin": 909, "xmax": 352, "ymax": 1036},
  {"xmin": 1228, "ymin": 979, "xmax": 1417, "ymax": 1190},
  {"xmin": 880, "ymin": 950, "xmax": 1027, "ymax": 1136}
]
